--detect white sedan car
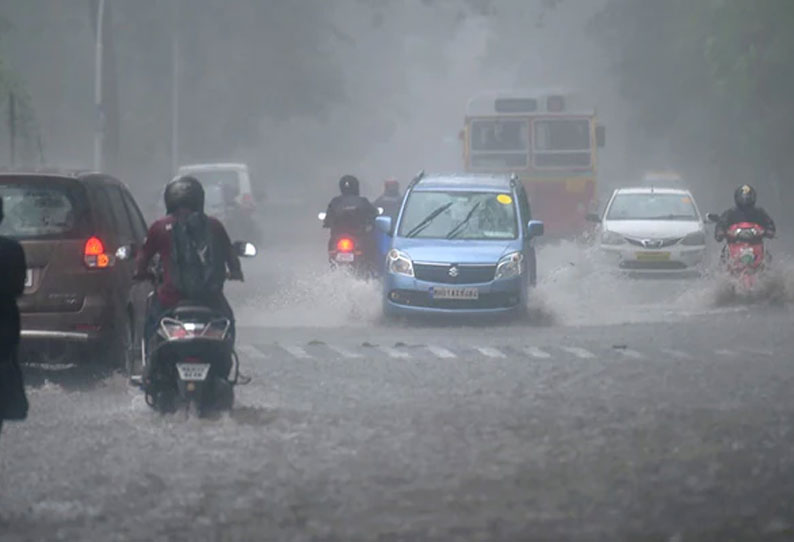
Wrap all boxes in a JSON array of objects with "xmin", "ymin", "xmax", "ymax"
[{"xmin": 588, "ymin": 187, "xmax": 707, "ymax": 274}]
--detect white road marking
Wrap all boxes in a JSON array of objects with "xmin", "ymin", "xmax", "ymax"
[
  {"xmin": 661, "ymin": 348, "xmax": 693, "ymax": 360},
  {"xmin": 741, "ymin": 347, "xmax": 774, "ymax": 357},
  {"xmin": 561, "ymin": 346, "xmax": 595, "ymax": 359},
  {"xmin": 476, "ymin": 347, "xmax": 506, "ymax": 359},
  {"xmin": 237, "ymin": 344, "xmax": 268, "ymax": 361},
  {"xmin": 618, "ymin": 348, "xmax": 645, "ymax": 359},
  {"xmin": 327, "ymin": 344, "xmax": 363, "ymax": 359},
  {"xmin": 379, "ymin": 346, "xmax": 411, "ymax": 359},
  {"xmin": 524, "ymin": 346, "xmax": 551, "ymax": 359},
  {"xmin": 283, "ymin": 345, "xmax": 312, "ymax": 359},
  {"xmin": 427, "ymin": 346, "xmax": 457, "ymax": 359},
  {"xmin": 715, "ymin": 349, "xmax": 737, "ymax": 357}
]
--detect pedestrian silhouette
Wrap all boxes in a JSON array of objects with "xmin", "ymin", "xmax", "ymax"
[{"xmin": 0, "ymin": 196, "xmax": 28, "ymax": 437}]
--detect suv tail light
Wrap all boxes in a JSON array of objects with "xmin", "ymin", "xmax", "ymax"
[{"xmin": 84, "ymin": 236, "xmax": 114, "ymax": 268}]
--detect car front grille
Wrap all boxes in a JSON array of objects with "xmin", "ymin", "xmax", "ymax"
[
  {"xmin": 624, "ymin": 237, "xmax": 682, "ymax": 248},
  {"xmin": 413, "ymin": 263, "xmax": 496, "ymax": 284},
  {"xmin": 619, "ymin": 260, "xmax": 688, "ymax": 270},
  {"xmin": 388, "ymin": 289, "xmax": 520, "ymax": 310}
]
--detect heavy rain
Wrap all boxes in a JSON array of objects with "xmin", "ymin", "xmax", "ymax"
[{"xmin": 2, "ymin": 1, "xmax": 794, "ymax": 540}]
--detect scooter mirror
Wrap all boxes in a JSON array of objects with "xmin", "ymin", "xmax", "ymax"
[
  {"xmin": 705, "ymin": 213, "xmax": 720, "ymax": 223},
  {"xmin": 318, "ymin": 212, "xmax": 327, "ymax": 221}
]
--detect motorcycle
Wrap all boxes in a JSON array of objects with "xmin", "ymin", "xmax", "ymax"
[
  {"xmin": 707, "ymin": 214, "xmax": 769, "ymax": 294},
  {"xmin": 318, "ymin": 208, "xmax": 385, "ymax": 277},
  {"xmin": 139, "ymin": 241, "xmax": 257, "ymax": 417}
]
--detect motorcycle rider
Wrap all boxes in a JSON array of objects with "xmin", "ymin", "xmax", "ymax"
[
  {"xmin": 135, "ymin": 176, "xmax": 243, "ymax": 384},
  {"xmin": 323, "ymin": 175, "xmax": 379, "ymax": 266},
  {"xmin": 373, "ymin": 178, "xmax": 402, "ymax": 221},
  {"xmin": 714, "ymin": 184, "xmax": 776, "ymax": 242}
]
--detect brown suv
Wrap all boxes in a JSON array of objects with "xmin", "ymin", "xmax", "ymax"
[{"xmin": 1, "ymin": 171, "xmax": 151, "ymax": 370}]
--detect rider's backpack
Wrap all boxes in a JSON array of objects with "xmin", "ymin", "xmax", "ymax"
[{"xmin": 170, "ymin": 212, "xmax": 225, "ymax": 300}]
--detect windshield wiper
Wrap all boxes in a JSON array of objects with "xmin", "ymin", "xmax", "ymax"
[
  {"xmin": 446, "ymin": 202, "xmax": 481, "ymax": 239},
  {"xmin": 646, "ymin": 214, "xmax": 696, "ymax": 220},
  {"xmin": 405, "ymin": 202, "xmax": 454, "ymax": 238}
]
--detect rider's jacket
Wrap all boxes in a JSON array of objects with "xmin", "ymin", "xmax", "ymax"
[
  {"xmin": 135, "ymin": 210, "xmax": 242, "ymax": 307},
  {"xmin": 715, "ymin": 206, "xmax": 776, "ymax": 241},
  {"xmin": 323, "ymin": 194, "xmax": 379, "ymax": 235}
]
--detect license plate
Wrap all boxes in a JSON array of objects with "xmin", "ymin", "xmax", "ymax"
[
  {"xmin": 636, "ymin": 251, "xmax": 671, "ymax": 261},
  {"xmin": 335, "ymin": 252, "xmax": 355, "ymax": 263},
  {"xmin": 24, "ymin": 269, "xmax": 32, "ymax": 288},
  {"xmin": 431, "ymin": 287, "xmax": 479, "ymax": 300},
  {"xmin": 176, "ymin": 363, "xmax": 211, "ymax": 381}
]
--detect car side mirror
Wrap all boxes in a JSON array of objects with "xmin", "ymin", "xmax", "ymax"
[
  {"xmin": 596, "ymin": 125, "xmax": 606, "ymax": 148},
  {"xmin": 585, "ymin": 212, "xmax": 601, "ymax": 223},
  {"xmin": 376, "ymin": 215, "xmax": 393, "ymax": 236},
  {"xmin": 527, "ymin": 220, "xmax": 544, "ymax": 238},
  {"xmin": 233, "ymin": 241, "xmax": 257, "ymax": 258},
  {"xmin": 705, "ymin": 213, "xmax": 720, "ymax": 224}
]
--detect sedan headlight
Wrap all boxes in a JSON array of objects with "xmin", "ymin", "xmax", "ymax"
[
  {"xmin": 388, "ymin": 249, "xmax": 414, "ymax": 277},
  {"xmin": 681, "ymin": 231, "xmax": 706, "ymax": 246},
  {"xmin": 494, "ymin": 252, "xmax": 524, "ymax": 280},
  {"xmin": 601, "ymin": 230, "xmax": 626, "ymax": 245}
]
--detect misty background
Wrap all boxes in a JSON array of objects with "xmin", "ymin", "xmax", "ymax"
[{"xmin": 0, "ymin": 0, "xmax": 792, "ymax": 230}]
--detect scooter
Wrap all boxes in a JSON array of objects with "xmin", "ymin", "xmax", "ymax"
[
  {"xmin": 707, "ymin": 214, "xmax": 769, "ymax": 296},
  {"xmin": 138, "ymin": 241, "xmax": 257, "ymax": 417},
  {"xmin": 318, "ymin": 208, "xmax": 385, "ymax": 278}
]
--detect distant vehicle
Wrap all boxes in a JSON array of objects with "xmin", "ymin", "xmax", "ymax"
[
  {"xmin": 588, "ymin": 187, "xmax": 706, "ymax": 275},
  {"xmin": 379, "ymin": 171, "xmax": 543, "ymax": 318},
  {"xmin": 173, "ymin": 163, "xmax": 261, "ymax": 243},
  {"xmin": 642, "ymin": 171, "xmax": 686, "ymax": 189},
  {"xmin": 1, "ymin": 171, "xmax": 152, "ymax": 370},
  {"xmin": 176, "ymin": 163, "xmax": 257, "ymax": 211},
  {"xmin": 461, "ymin": 89, "xmax": 605, "ymax": 236}
]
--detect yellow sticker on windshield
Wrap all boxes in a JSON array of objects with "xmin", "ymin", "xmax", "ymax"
[
  {"xmin": 681, "ymin": 197, "xmax": 691, "ymax": 203},
  {"xmin": 497, "ymin": 194, "xmax": 513, "ymax": 205}
]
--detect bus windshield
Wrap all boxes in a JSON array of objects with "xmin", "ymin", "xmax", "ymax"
[
  {"xmin": 533, "ymin": 119, "xmax": 592, "ymax": 168},
  {"xmin": 469, "ymin": 119, "xmax": 529, "ymax": 169}
]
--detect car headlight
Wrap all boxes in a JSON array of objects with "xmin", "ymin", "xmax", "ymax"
[
  {"xmin": 681, "ymin": 231, "xmax": 706, "ymax": 246},
  {"xmin": 388, "ymin": 249, "xmax": 414, "ymax": 277},
  {"xmin": 494, "ymin": 252, "xmax": 524, "ymax": 280},
  {"xmin": 601, "ymin": 230, "xmax": 626, "ymax": 245}
]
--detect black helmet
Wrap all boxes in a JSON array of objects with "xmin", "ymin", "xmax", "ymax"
[
  {"xmin": 734, "ymin": 184, "xmax": 756, "ymax": 209},
  {"xmin": 339, "ymin": 174, "xmax": 360, "ymax": 196},
  {"xmin": 165, "ymin": 175, "xmax": 205, "ymax": 214}
]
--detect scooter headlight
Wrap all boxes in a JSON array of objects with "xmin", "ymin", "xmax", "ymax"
[
  {"xmin": 495, "ymin": 252, "xmax": 524, "ymax": 280},
  {"xmin": 388, "ymin": 249, "xmax": 414, "ymax": 277}
]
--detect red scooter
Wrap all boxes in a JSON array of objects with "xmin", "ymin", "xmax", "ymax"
[{"xmin": 720, "ymin": 221, "xmax": 768, "ymax": 292}]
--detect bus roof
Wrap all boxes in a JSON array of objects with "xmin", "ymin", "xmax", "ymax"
[{"xmin": 466, "ymin": 89, "xmax": 596, "ymax": 117}]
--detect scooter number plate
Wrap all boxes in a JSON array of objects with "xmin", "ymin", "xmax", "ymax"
[
  {"xmin": 176, "ymin": 363, "xmax": 211, "ymax": 381},
  {"xmin": 335, "ymin": 252, "xmax": 355, "ymax": 263}
]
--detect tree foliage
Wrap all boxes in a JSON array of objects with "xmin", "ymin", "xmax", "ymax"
[{"xmin": 591, "ymin": 0, "xmax": 794, "ymax": 187}]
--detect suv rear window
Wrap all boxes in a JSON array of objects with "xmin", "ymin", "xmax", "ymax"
[{"xmin": 0, "ymin": 177, "xmax": 91, "ymax": 240}]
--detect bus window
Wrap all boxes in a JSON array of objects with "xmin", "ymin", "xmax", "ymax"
[
  {"xmin": 533, "ymin": 119, "xmax": 592, "ymax": 168},
  {"xmin": 469, "ymin": 119, "xmax": 529, "ymax": 170}
]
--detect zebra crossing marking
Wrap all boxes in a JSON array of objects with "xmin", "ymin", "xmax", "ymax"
[
  {"xmin": 476, "ymin": 347, "xmax": 506, "ymax": 359},
  {"xmin": 524, "ymin": 346, "xmax": 551, "ymax": 359},
  {"xmin": 427, "ymin": 346, "xmax": 457, "ymax": 359},
  {"xmin": 561, "ymin": 346, "xmax": 595, "ymax": 359}
]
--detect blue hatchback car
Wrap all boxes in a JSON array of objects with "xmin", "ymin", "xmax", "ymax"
[{"xmin": 377, "ymin": 172, "xmax": 544, "ymax": 317}]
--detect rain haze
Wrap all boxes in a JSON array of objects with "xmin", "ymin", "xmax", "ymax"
[{"xmin": 1, "ymin": 1, "xmax": 794, "ymax": 540}]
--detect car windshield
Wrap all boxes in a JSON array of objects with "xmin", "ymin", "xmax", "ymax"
[
  {"xmin": 0, "ymin": 179, "xmax": 90, "ymax": 239},
  {"xmin": 606, "ymin": 193, "xmax": 698, "ymax": 221},
  {"xmin": 398, "ymin": 190, "xmax": 518, "ymax": 240}
]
